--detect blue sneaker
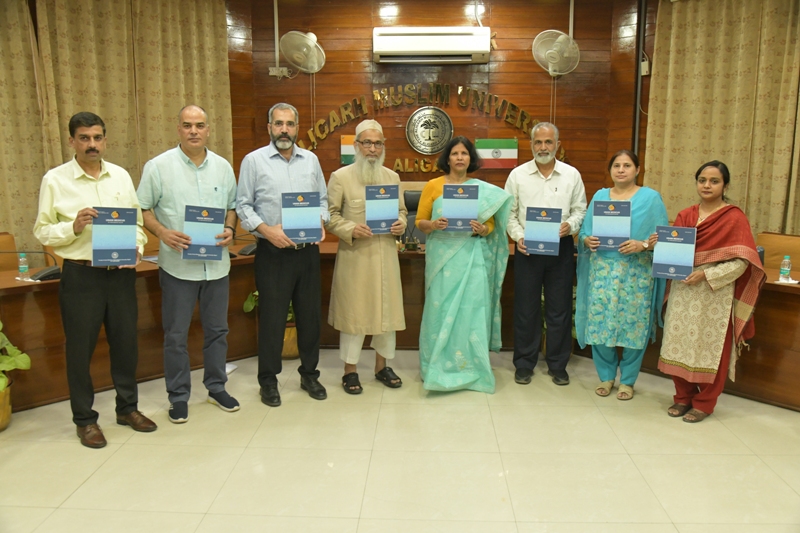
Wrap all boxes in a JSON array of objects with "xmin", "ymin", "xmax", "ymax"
[
  {"xmin": 168, "ymin": 401, "xmax": 188, "ymax": 423},
  {"xmin": 208, "ymin": 390, "xmax": 240, "ymax": 412}
]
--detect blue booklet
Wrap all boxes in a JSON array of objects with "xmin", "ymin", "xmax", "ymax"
[
  {"xmin": 442, "ymin": 184, "xmax": 479, "ymax": 231},
  {"xmin": 524, "ymin": 206, "xmax": 562, "ymax": 256},
  {"xmin": 182, "ymin": 205, "xmax": 224, "ymax": 261},
  {"xmin": 365, "ymin": 185, "xmax": 399, "ymax": 235},
  {"xmin": 652, "ymin": 226, "xmax": 697, "ymax": 279},
  {"xmin": 92, "ymin": 207, "xmax": 137, "ymax": 266},
  {"xmin": 593, "ymin": 201, "xmax": 631, "ymax": 250},
  {"xmin": 282, "ymin": 192, "xmax": 322, "ymax": 243}
]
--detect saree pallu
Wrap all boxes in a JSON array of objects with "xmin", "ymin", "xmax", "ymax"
[
  {"xmin": 658, "ymin": 204, "xmax": 765, "ymax": 382},
  {"xmin": 419, "ymin": 180, "xmax": 512, "ymax": 393}
]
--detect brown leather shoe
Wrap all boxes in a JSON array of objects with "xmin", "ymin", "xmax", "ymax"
[
  {"xmin": 116, "ymin": 410, "xmax": 158, "ymax": 432},
  {"xmin": 76, "ymin": 423, "xmax": 107, "ymax": 448}
]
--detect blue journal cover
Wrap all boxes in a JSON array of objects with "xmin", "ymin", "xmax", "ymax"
[
  {"xmin": 652, "ymin": 226, "xmax": 697, "ymax": 279},
  {"xmin": 92, "ymin": 207, "xmax": 137, "ymax": 266},
  {"xmin": 524, "ymin": 206, "xmax": 562, "ymax": 256},
  {"xmin": 593, "ymin": 201, "xmax": 631, "ymax": 250},
  {"xmin": 365, "ymin": 185, "xmax": 399, "ymax": 234},
  {"xmin": 282, "ymin": 192, "xmax": 322, "ymax": 243},
  {"xmin": 182, "ymin": 205, "xmax": 224, "ymax": 261},
  {"xmin": 442, "ymin": 184, "xmax": 479, "ymax": 231}
]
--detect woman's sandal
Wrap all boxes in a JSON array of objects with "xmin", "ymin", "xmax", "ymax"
[
  {"xmin": 595, "ymin": 381, "xmax": 614, "ymax": 397},
  {"xmin": 616, "ymin": 384, "xmax": 634, "ymax": 401},
  {"xmin": 375, "ymin": 367, "xmax": 402, "ymax": 388},
  {"xmin": 682, "ymin": 408, "xmax": 710, "ymax": 423},
  {"xmin": 342, "ymin": 372, "xmax": 363, "ymax": 395},
  {"xmin": 667, "ymin": 403, "xmax": 691, "ymax": 417}
]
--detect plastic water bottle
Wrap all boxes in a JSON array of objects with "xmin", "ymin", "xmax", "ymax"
[
  {"xmin": 779, "ymin": 255, "xmax": 792, "ymax": 282},
  {"xmin": 18, "ymin": 253, "xmax": 31, "ymax": 281}
]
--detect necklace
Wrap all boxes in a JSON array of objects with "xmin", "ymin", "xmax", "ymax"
[{"xmin": 697, "ymin": 203, "xmax": 727, "ymax": 224}]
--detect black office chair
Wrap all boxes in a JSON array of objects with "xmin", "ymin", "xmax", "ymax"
[{"xmin": 403, "ymin": 190, "xmax": 425, "ymax": 244}]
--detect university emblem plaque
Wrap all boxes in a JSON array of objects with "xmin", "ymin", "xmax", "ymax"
[{"xmin": 405, "ymin": 106, "xmax": 454, "ymax": 155}]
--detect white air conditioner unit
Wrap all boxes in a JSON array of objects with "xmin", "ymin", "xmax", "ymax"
[{"xmin": 373, "ymin": 27, "xmax": 491, "ymax": 65}]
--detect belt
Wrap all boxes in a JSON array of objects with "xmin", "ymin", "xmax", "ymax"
[
  {"xmin": 286, "ymin": 243, "xmax": 313, "ymax": 250},
  {"xmin": 65, "ymin": 259, "xmax": 120, "ymax": 270}
]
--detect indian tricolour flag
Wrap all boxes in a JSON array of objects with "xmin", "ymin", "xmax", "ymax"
[
  {"xmin": 340, "ymin": 135, "xmax": 356, "ymax": 165},
  {"xmin": 475, "ymin": 138, "xmax": 518, "ymax": 169}
]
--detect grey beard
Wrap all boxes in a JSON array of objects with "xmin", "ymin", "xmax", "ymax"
[
  {"xmin": 274, "ymin": 138, "xmax": 293, "ymax": 150},
  {"xmin": 354, "ymin": 151, "xmax": 386, "ymax": 184},
  {"xmin": 534, "ymin": 151, "xmax": 556, "ymax": 165}
]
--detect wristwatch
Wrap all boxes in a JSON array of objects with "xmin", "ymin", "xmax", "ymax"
[{"xmin": 641, "ymin": 240, "xmax": 650, "ymax": 250}]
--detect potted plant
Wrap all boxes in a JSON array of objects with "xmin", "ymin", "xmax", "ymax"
[
  {"xmin": 243, "ymin": 291, "xmax": 299, "ymax": 359},
  {"xmin": 0, "ymin": 320, "xmax": 31, "ymax": 431}
]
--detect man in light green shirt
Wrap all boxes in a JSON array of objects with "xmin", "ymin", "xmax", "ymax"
[
  {"xmin": 34, "ymin": 111, "xmax": 156, "ymax": 449},
  {"xmin": 137, "ymin": 105, "xmax": 238, "ymax": 423}
]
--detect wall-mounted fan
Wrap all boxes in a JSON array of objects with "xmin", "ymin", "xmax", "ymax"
[
  {"xmin": 280, "ymin": 31, "xmax": 326, "ymax": 74},
  {"xmin": 532, "ymin": 30, "xmax": 580, "ymax": 78}
]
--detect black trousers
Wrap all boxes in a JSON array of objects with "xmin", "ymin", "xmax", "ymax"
[
  {"xmin": 513, "ymin": 236, "xmax": 575, "ymax": 372},
  {"xmin": 59, "ymin": 260, "xmax": 139, "ymax": 426},
  {"xmin": 255, "ymin": 240, "xmax": 321, "ymax": 387}
]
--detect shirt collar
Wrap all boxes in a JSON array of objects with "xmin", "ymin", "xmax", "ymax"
[
  {"xmin": 266, "ymin": 141, "xmax": 302, "ymax": 162},
  {"xmin": 528, "ymin": 159, "xmax": 562, "ymax": 179},
  {"xmin": 70, "ymin": 156, "xmax": 109, "ymax": 180},
  {"xmin": 176, "ymin": 144, "xmax": 208, "ymax": 169}
]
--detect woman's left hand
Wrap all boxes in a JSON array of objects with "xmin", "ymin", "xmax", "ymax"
[
  {"xmin": 682, "ymin": 269, "xmax": 707, "ymax": 286},
  {"xmin": 619, "ymin": 239, "xmax": 643, "ymax": 255},
  {"xmin": 390, "ymin": 220, "xmax": 405, "ymax": 236},
  {"xmin": 470, "ymin": 220, "xmax": 488, "ymax": 237}
]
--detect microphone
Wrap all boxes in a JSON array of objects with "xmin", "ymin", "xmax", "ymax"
[{"xmin": 0, "ymin": 250, "xmax": 61, "ymax": 281}]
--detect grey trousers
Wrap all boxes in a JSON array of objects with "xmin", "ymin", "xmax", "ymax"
[{"xmin": 159, "ymin": 268, "xmax": 229, "ymax": 403}]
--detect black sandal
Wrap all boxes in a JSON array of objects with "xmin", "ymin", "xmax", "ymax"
[
  {"xmin": 342, "ymin": 372, "xmax": 362, "ymax": 395},
  {"xmin": 375, "ymin": 367, "xmax": 402, "ymax": 388}
]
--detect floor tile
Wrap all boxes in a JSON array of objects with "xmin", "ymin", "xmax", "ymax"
[
  {"xmin": 492, "ymin": 405, "xmax": 625, "ymax": 454},
  {"xmin": 675, "ymin": 525, "xmax": 800, "ymax": 533},
  {"xmin": 600, "ymin": 404, "xmax": 752, "ymax": 455},
  {"xmin": 209, "ymin": 447, "xmax": 371, "ymax": 517},
  {"xmin": 249, "ymin": 401, "xmax": 379, "ymax": 450},
  {"xmin": 0, "ymin": 441, "xmax": 118, "ymax": 507},
  {"xmin": 198, "ymin": 514, "xmax": 358, "ymax": 532},
  {"xmin": 633, "ymin": 454, "xmax": 800, "ymax": 524},
  {"xmin": 517, "ymin": 524, "xmax": 679, "ymax": 533},
  {"xmin": 716, "ymin": 404, "xmax": 800, "ymax": 455},
  {"xmin": 61, "ymin": 444, "xmax": 243, "ymax": 513},
  {"xmin": 0, "ymin": 506, "xmax": 54, "ymax": 533},
  {"xmin": 358, "ymin": 519, "xmax": 518, "ymax": 532},
  {"xmin": 502, "ymin": 452, "xmax": 670, "ymax": 523},
  {"xmin": 488, "ymin": 362, "xmax": 597, "ymax": 407},
  {"xmin": 361, "ymin": 450, "xmax": 515, "ymax": 522},
  {"xmin": 33, "ymin": 509, "xmax": 203, "ymax": 533},
  {"xmin": 759, "ymin": 455, "xmax": 800, "ymax": 495},
  {"xmin": 373, "ymin": 403, "xmax": 498, "ymax": 452}
]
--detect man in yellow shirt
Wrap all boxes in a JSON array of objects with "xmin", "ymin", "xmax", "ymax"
[{"xmin": 33, "ymin": 111, "xmax": 157, "ymax": 448}]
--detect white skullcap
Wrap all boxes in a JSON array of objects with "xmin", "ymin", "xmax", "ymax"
[{"xmin": 355, "ymin": 119, "xmax": 383, "ymax": 136}]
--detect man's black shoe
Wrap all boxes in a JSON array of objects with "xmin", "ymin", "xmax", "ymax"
[
  {"xmin": 300, "ymin": 375, "xmax": 327, "ymax": 400},
  {"xmin": 260, "ymin": 384, "xmax": 281, "ymax": 407}
]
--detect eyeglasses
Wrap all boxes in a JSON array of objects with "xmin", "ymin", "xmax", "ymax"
[{"xmin": 356, "ymin": 140, "xmax": 385, "ymax": 149}]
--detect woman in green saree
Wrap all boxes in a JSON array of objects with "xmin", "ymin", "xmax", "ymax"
[{"xmin": 415, "ymin": 136, "xmax": 512, "ymax": 393}]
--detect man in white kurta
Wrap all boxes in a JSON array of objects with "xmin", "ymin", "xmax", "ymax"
[{"xmin": 326, "ymin": 119, "xmax": 407, "ymax": 394}]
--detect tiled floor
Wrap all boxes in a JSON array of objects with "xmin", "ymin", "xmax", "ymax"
[{"xmin": 2, "ymin": 350, "xmax": 800, "ymax": 532}]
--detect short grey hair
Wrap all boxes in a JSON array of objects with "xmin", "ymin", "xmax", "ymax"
[
  {"xmin": 178, "ymin": 105, "xmax": 208, "ymax": 123},
  {"xmin": 268, "ymin": 103, "xmax": 299, "ymax": 124},
  {"xmin": 531, "ymin": 121, "xmax": 559, "ymax": 142}
]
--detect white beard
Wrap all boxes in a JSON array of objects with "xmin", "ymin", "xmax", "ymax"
[
  {"xmin": 534, "ymin": 151, "xmax": 556, "ymax": 165},
  {"xmin": 354, "ymin": 150, "xmax": 386, "ymax": 184}
]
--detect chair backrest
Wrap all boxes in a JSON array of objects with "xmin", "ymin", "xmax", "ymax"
[
  {"xmin": 404, "ymin": 190, "xmax": 421, "ymax": 214},
  {"xmin": 0, "ymin": 232, "xmax": 18, "ymax": 271},
  {"xmin": 756, "ymin": 232, "xmax": 800, "ymax": 270}
]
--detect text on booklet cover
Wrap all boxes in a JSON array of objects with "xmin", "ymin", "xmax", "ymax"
[
  {"xmin": 652, "ymin": 226, "xmax": 697, "ymax": 279},
  {"xmin": 442, "ymin": 184, "xmax": 479, "ymax": 231},
  {"xmin": 182, "ymin": 205, "xmax": 224, "ymax": 261},
  {"xmin": 524, "ymin": 207, "xmax": 562, "ymax": 256},
  {"xmin": 92, "ymin": 207, "xmax": 137, "ymax": 266},
  {"xmin": 593, "ymin": 201, "xmax": 631, "ymax": 250},
  {"xmin": 365, "ymin": 185, "xmax": 399, "ymax": 235},
  {"xmin": 281, "ymin": 192, "xmax": 322, "ymax": 243}
]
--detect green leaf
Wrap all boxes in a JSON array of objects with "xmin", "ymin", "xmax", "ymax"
[
  {"xmin": 0, "ymin": 372, "xmax": 7, "ymax": 391},
  {"xmin": 243, "ymin": 291, "xmax": 258, "ymax": 313}
]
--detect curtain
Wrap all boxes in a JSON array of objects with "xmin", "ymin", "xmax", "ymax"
[
  {"xmin": 0, "ymin": 0, "xmax": 50, "ymax": 257},
  {"xmin": 132, "ymin": 0, "xmax": 233, "ymax": 165},
  {"xmin": 645, "ymin": 0, "xmax": 800, "ymax": 234}
]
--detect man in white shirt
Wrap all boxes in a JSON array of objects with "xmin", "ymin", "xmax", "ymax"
[{"xmin": 504, "ymin": 122, "xmax": 587, "ymax": 386}]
